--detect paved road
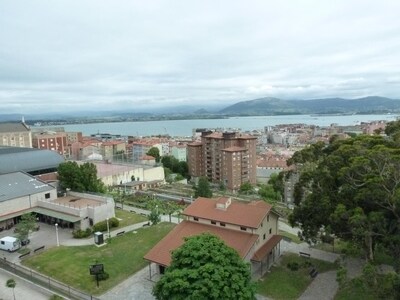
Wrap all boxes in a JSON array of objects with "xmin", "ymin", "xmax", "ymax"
[{"xmin": 0, "ymin": 268, "xmax": 55, "ymax": 300}]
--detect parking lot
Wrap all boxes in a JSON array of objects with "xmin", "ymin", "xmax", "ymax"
[{"xmin": 0, "ymin": 222, "xmax": 78, "ymax": 263}]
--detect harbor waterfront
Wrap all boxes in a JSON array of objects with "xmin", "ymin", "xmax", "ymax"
[{"xmin": 59, "ymin": 114, "xmax": 398, "ymax": 137}]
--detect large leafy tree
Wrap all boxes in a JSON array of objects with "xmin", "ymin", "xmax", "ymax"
[
  {"xmin": 146, "ymin": 147, "xmax": 160, "ymax": 162},
  {"xmin": 161, "ymin": 156, "xmax": 189, "ymax": 178},
  {"xmin": 58, "ymin": 161, "xmax": 105, "ymax": 193},
  {"xmin": 15, "ymin": 213, "xmax": 37, "ymax": 245},
  {"xmin": 153, "ymin": 233, "xmax": 255, "ymax": 300},
  {"xmin": 288, "ymin": 131, "xmax": 400, "ymax": 271},
  {"xmin": 194, "ymin": 176, "xmax": 213, "ymax": 198}
]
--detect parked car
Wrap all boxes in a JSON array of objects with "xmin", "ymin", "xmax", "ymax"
[
  {"xmin": 20, "ymin": 238, "xmax": 30, "ymax": 246},
  {"xmin": 0, "ymin": 236, "xmax": 21, "ymax": 252}
]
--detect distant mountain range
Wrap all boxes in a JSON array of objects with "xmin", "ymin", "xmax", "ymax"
[
  {"xmin": 219, "ymin": 96, "xmax": 400, "ymax": 115},
  {"xmin": 1, "ymin": 96, "xmax": 399, "ymax": 123}
]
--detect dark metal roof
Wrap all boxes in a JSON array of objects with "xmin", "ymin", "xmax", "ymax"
[
  {"xmin": 0, "ymin": 146, "xmax": 64, "ymax": 174},
  {"xmin": 0, "ymin": 122, "xmax": 30, "ymax": 133},
  {"xmin": 0, "ymin": 172, "xmax": 54, "ymax": 202}
]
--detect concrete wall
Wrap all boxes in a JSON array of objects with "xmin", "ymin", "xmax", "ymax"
[
  {"xmin": 143, "ymin": 166, "xmax": 165, "ymax": 182},
  {"xmin": 0, "ymin": 189, "xmax": 57, "ymax": 217}
]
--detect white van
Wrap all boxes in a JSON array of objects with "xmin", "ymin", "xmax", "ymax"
[{"xmin": 0, "ymin": 236, "xmax": 21, "ymax": 252}]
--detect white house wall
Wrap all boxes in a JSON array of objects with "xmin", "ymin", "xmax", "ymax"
[{"xmin": 143, "ymin": 166, "xmax": 165, "ymax": 182}]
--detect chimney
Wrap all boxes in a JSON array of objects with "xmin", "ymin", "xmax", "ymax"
[{"xmin": 216, "ymin": 197, "xmax": 232, "ymax": 210}]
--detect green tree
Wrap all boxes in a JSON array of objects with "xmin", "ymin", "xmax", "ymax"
[
  {"xmin": 57, "ymin": 161, "xmax": 84, "ymax": 191},
  {"xmin": 161, "ymin": 156, "xmax": 189, "ymax": 178},
  {"xmin": 153, "ymin": 233, "xmax": 255, "ymax": 300},
  {"xmin": 194, "ymin": 177, "xmax": 213, "ymax": 198},
  {"xmin": 176, "ymin": 161, "xmax": 189, "ymax": 178},
  {"xmin": 80, "ymin": 162, "xmax": 106, "ymax": 193},
  {"xmin": 147, "ymin": 201, "xmax": 162, "ymax": 225},
  {"xmin": 161, "ymin": 201, "xmax": 181, "ymax": 223},
  {"xmin": 6, "ymin": 278, "xmax": 16, "ymax": 300},
  {"xmin": 288, "ymin": 134, "xmax": 400, "ymax": 268},
  {"xmin": 147, "ymin": 147, "xmax": 160, "ymax": 162},
  {"xmin": 268, "ymin": 172, "xmax": 285, "ymax": 196},
  {"xmin": 258, "ymin": 184, "xmax": 281, "ymax": 202},
  {"xmin": 15, "ymin": 213, "xmax": 37, "ymax": 245},
  {"xmin": 58, "ymin": 162, "xmax": 105, "ymax": 193},
  {"xmin": 239, "ymin": 182, "xmax": 253, "ymax": 194}
]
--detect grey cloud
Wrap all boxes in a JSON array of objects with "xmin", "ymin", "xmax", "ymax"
[{"xmin": 1, "ymin": 0, "xmax": 400, "ymax": 114}]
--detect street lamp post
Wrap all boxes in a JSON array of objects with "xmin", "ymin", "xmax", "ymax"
[
  {"xmin": 106, "ymin": 218, "xmax": 110, "ymax": 240},
  {"xmin": 55, "ymin": 223, "xmax": 59, "ymax": 247}
]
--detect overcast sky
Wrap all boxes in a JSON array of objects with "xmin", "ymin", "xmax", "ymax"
[{"xmin": 1, "ymin": 0, "xmax": 400, "ymax": 114}]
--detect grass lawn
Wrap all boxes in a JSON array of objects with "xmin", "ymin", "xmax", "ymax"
[
  {"xmin": 279, "ymin": 230, "xmax": 302, "ymax": 244},
  {"xmin": 257, "ymin": 253, "xmax": 338, "ymax": 300},
  {"xmin": 115, "ymin": 209, "xmax": 148, "ymax": 228},
  {"xmin": 22, "ymin": 222, "xmax": 175, "ymax": 295},
  {"xmin": 335, "ymin": 280, "xmax": 377, "ymax": 300}
]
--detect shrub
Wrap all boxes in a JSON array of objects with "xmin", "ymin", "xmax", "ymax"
[
  {"xmin": 93, "ymin": 217, "xmax": 119, "ymax": 232},
  {"xmin": 109, "ymin": 217, "xmax": 119, "ymax": 227},
  {"xmin": 336, "ymin": 266, "xmax": 348, "ymax": 287},
  {"xmin": 301, "ymin": 260, "xmax": 312, "ymax": 268},
  {"xmin": 287, "ymin": 261, "xmax": 300, "ymax": 271},
  {"xmin": 72, "ymin": 228, "xmax": 92, "ymax": 239}
]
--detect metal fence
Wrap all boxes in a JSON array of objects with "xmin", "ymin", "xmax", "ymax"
[{"xmin": 0, "ymin": 258, "xmax": 100, "ymax": 300}]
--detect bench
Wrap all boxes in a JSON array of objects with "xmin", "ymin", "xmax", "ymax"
[
  {"xmin": 18, "ymin": 251, "xmax": 31, "ymax": 259},
  {"xmin": 309, "ymin": 268, "xmax": 318, "ymax": 278},
  {"xmin": 116, "ymin": 231, "xmax": 125, "ymax": 236},
  {"xmin": 299, "ymin": 251, "xmax": 311, "ymax": 258},
  {"xmin": 34, "ymin": 246, "xmax": 45, "ymax": 253}
]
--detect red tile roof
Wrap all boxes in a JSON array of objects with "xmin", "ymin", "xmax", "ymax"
[
  {"xmin": 251, "ymin": 235, "xmax": 283, "ymax": 262},
  {"xmin": 144, "ymin": 220, "xmax": 258, "ymax": 266},
  {"xmin": 183, "ymin": 197, "xmax": 272, "ymax": 229}
]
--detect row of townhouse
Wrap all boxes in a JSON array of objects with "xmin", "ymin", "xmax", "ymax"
[{"xmin": 0, "ymin": 123, "xmax": 189, "ymax": 163}]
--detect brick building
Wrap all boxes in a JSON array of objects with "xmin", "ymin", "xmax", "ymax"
[
  {"xmin": 144, "ymin": 196, "xmax": 282, "ymax": 278},
  {"xmin": 32, "ymin": 132, "xmax": 68, "ymax": 157},
  {"xmin": 187, "ymin": 131, "xmax": 257, "ymax": 191}
]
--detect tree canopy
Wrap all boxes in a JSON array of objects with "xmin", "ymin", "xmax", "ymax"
[
  {"xmin": 288, "ymin": 128, "xmax": 400, "ymax": 271},
  {"xmin": 147, "ymin": 147, "xmax": 161, "ymax": 162},
  {"xmin": 58, "ymin": 161, "xmax": 106, "ymax": 193},
  {"xmin": 161, "ymin": 156, "xmax": 189, "ymax": 179},
  {"xmin": 15, "ymin": 213, "xmax": 37, "ymax": 244},
  {"xmin": 194, "ymin": 176, "xmax": 213, "ymax": 198},
  {"xmin": 153, "ymin": 233, "xmax": 255, "ymax": 300}
]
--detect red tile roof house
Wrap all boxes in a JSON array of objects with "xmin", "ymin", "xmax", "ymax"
[{"xmin": 144, "ymin": 196, "xmax": 282, "ymax": 279}]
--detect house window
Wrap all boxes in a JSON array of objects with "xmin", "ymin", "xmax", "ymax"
[
  {"xmin": 267, "ymin": 215, "xmax": 269, "ymax": 222},
  {"xmin": 211, "ymin": 220, "xmax": 216, "ymax": 225},
  {"xmin": 220, "ymin": 222, "xmax": 226, "ymax": 227},
  {"xmin": 263, "ymin": 233, "xmax": 266, "ymax": 240},
  {"xmin": 269, "ymin": 228, "xmax": 272, "ymax": 234},
  {"xmin": 261, "ymin": 222, "xmax": 263, "ymax": 227},
  {"xmin": 240, "ymin": 226, "xmax": 246, "ymax": 231},
  {"xmin": 45, "ymin": 193, "xmax": 51, "ymax": 199},
  {"xmin": 193, "ymin": 217, "xmax": 199, "ymax": 221}
]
